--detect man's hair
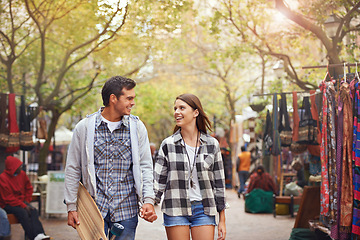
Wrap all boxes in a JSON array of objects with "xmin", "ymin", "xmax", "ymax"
[
  {"xmin": 241, "ymin": 146, "xmax": 246, "ymax": 152},
  {"xmin": 101, "ymin": 76, "xmax": 136, "ymax": 106}
]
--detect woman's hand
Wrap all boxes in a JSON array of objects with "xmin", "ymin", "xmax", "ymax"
[{"xmin": 217, "ymin": 210, "xmax": 226, "ymax": 240}]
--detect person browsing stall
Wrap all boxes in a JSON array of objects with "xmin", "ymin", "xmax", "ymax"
[
  {"xmin": 64, "ymin": 76, "xmax": 157, "ymax": 240},
  {"xmin": 154, "ymin": 93, "xmax": 226, "ymax": 240}
]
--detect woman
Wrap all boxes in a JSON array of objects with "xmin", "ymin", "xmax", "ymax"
[
  {"xmin": 246, "ymin": 165, "xmax": 277, "ymax": 194},
  {"xmin": 154, "ymin": 93, "xmax": 226, "ymax": 240}
]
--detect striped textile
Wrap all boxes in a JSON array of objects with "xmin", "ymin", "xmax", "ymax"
[{"xmin": 352, "ymin": 83, "xmax": 360, "ymax": 238}]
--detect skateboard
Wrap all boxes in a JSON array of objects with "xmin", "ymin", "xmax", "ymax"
[{"xmin": 76, "ymin": 182, "xmax": 107, "ymax": 240}]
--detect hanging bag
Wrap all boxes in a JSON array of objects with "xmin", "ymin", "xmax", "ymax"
[
  {"xmin": 278, "ymin": 93, "xmax": 292, "ymax": 147},
  {"xmin": 6, "ymin": 93, "xmax": 20, "ymax": 153},
  {"xmin": 263, "ymin": 110, "xmax": 273, "ymax": 155},
  {"xmin": 0, "ymin": 93, "xmax": 9, "ymax": 148},
  {"xmin": 20, "ymin": 96, "xmax": 34, "ymax": 151},
  {"xmin": 307, "ymin": 90, "xmax": 321, "ymax": 156},
  {"xmin": 297, "ymin": 96, "xmax": 318, "ymax": 145}
]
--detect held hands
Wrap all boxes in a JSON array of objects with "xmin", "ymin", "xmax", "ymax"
[
  {"xmin": 140, "ymin": 203, "xmax": 157, "ymax": 223},
  {"xmin": 67, "ymin": 211, "xmax": 80, "ymax": 229}
]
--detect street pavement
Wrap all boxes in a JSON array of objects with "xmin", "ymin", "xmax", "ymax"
[{"xmin": 11, "ymin": 189, "xmax": 295, "ymax": 240}]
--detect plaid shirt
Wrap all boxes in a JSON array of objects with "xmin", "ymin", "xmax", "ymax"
[
  {"xmin": 94, "ymin": 114, "xmax": 138, "ymax": 222},
  {"xmin": 154, "ymin": 130, "xmax": 226, "ymax": 217}
]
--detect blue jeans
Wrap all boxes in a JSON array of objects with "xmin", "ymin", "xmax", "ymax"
[
  {"xmin": 0, "ymin": 208, "xmax": 10, "ymax": 237},
  {"xmin": 238, "ymin": 171, "xmax": 249, "ymax": 194},
  {"xmin": 163, "ymin": 201, "xmax": 216, "ymax": 228},
  {"xmin": 104, "ymin": 212, "xmax": 138, "ymax": 240}
]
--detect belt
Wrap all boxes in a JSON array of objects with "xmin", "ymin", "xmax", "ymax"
[{"xmin": 190, "ymin": 201, "xmax": 202, "ymax": 206}]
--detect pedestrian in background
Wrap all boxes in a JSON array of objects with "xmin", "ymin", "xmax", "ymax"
[
  {"xmin": 246, "ymin": 165, "xmax": 277, "ymax": 194},
  {"xmin": 154, "ymin": 93, "xmax": 226, "ymax": 240},
  {"xmin": 0, "ymin": 156, "xmax": 50, "ymax": 240},
  {"xmin": 236, "ymin": 146, "xmax": 251, "ymax": 198},
  {"xmin": 64, "ymin": 76, "xmax": 157, "ymax": 240}
]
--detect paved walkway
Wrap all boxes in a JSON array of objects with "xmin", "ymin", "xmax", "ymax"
[{"xmin": 11, "ymin": 189, "xmax": 295, "ymax": 239}]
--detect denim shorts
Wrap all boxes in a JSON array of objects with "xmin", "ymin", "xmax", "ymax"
[{"xmin": 163, "ymin": 201, "xmax": 216, "ymax": 228}]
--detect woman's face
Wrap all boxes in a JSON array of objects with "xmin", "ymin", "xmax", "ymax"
[{"xmin": 174, "ymin": 99, "xmax": 198, "ymax": 128}]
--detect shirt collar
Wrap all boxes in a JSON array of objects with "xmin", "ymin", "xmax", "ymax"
[
  {"xmin": 174, "ymin": 129, "xmax": 208, "ymax": 145},
  {"xmin": 95, "ymin": 107, "xmax": 129, "ymax": 129}
]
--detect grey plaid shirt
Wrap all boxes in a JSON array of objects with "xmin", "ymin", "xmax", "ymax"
[{"xmin": 154, "ymin": 130, "xmax": 226, "ymax": 217}]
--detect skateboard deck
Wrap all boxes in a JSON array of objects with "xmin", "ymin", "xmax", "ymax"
[{"xmin": 76, "ymin": 182, "xmax": 107, "ymax": 240}]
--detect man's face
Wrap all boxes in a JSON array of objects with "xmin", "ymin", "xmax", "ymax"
[
  {"xmin": 112, "ymin": 88, "xmax": 136, "ymax": 116},
  {"xmin": 14, "ymin": 165, "xmax": 22, "ymax": 176}
]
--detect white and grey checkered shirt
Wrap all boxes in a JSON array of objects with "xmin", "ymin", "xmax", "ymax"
[{"xmin": 154, "ymin": 130, "xmax": 226, "ymax": 217}]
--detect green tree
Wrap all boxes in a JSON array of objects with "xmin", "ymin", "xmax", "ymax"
[{"xmin": 0, "ymin": 0, "xmax": 192, "ymax": 175}]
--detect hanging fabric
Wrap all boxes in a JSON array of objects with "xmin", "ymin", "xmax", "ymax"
[
  {"xmin": 37, "ymin": 107, "xmax": 47, "ymax": 140},
  {"xmin": 19, "ymin": 95, "xmax": 34, "ymax": 151},
  {"xmin": 278, "ymin": 93, "xmax": 292, "ymax": 147},
  {"xmin": 6, "ymin": 93, "xmax": 20, "ymax": 153},
  {"xmin": 290, "ymin": 92, "xmax": 307, "ymax": 154},
  {"xmin": 0, "ymin": 93, "xmax": 9, "ymax": 148},
  {"xmin": 352, "ymin": 82, "xmax": 360, "ymax": 238},
  {"xmin": 319, "ymin": 81, "xmax": 337, "ymax": 228},
  {"xmin": 271, "ymin": 94, "xmax": 281, "ymax": 156},
  {"xmin": 338, "ymin": 81, "xmax": 353, "ymax": 239}
]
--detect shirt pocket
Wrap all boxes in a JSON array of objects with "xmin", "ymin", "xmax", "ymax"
[
  {"xmin": 202, "ymin": 154, "xmax": 214, "ymax": 170},
  {"xmin": 94, "ymin": 138, "xmax": 107, "ymax": 160}
]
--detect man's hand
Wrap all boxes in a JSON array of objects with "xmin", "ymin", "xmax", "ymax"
[
  {"xmin": 140, "ymin": 203, "xmax": 157, "ymax": 223},
  {"xmin": 68, "ymin": 211, "xmax": 80, "ymax": 229}
]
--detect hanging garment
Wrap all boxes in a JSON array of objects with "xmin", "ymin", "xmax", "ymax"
[
  {"xmin": 338, "ymin": 82, "xmax": 353, "ymax": 239},
  {"xmin": 19, "ymin": 96, "xmax": 34, "ymax": 151},
  {"xmin": 332, "ymin": 83, "xmax": 343, "ymax": 240},
  {"xmin": 327, "ymin": 83, "xmax": 337, "ymax": 227},
  {"xmin": 352, "ymin": 82, "xmax": 360, "ymax": 238},
  {"xmin": 290, "ymin": 92, "xmax": 307, "ymax": 154},
  {"xmin": 0, "ymin": 93, "xmax": 9, "ymax": 148},
  {"xmin": 278, "ymin": 93, "xmax": 292, "ymax": 147},
  {"xmin": 6, "ymin": 93, "xmax": 20, "ymax": 153},
  {"xmin": 271, "ymin": 94, "xmax": 281, "ymax": 156},
  {"xmin": 37, "ymin": 108, "xmax": 47, "ymax": 140},
  {"xmin": 320, "ymin": 81, "xmax": 337, "ymax": 227}
]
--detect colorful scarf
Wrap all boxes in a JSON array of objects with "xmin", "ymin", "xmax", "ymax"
[
  {"xmin": 352, "ymin": 83, "xmax": 360, "ymax": 238},
  {"xmin": 320, "ymin": 81, "xmax": 330, "ymax": 225},
  {"xmin": 339, "ymin": 82, "xmax": 353, "ymax": 239}
]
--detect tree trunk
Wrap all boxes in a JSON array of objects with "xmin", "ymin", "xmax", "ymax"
[{"xmin": 38, "ymin": 111, "xmax": 60, "ymax": 176}]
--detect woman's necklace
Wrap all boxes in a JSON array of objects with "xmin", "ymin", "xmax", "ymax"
[{"xmin": 182, "ymin": 131, "xmax": 199, "ymax": 189}]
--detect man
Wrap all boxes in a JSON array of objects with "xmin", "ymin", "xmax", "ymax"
[
  {"xmin": 236, "ymin": 146, "xmax": 251, "ymax": 198},
  {"xmin": 0, "ymin": 156, "xmax": 50, "ymax": 240},
  {"xmin": 64, "ymin": 76, "xmax": 157, "ymax": 240}
]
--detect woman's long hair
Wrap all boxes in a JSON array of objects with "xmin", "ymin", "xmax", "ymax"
[{"xmin": 173, "ymin": 93, "xmax": 212, "ymax": 134}]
